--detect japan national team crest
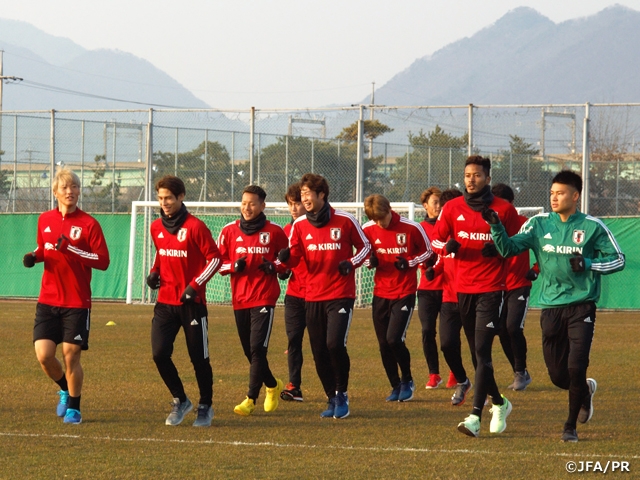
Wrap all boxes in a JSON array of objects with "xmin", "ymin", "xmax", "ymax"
[
  {"xmin": 330, "ymin": 228, "xmax": 341, "ymax": 241},
  {"xmin": 69, "ymin": 226, "xmax": 82, "ymax": 240},
  {"xmin": 572, "ymin": 229, "xmax": 585, "ymax": 245},
  {"xmin": 396, "ymin": 233, "xmax": 406, "ymax": 246},
  {"xmin": 259, "ymin": 231, "xmax": 270, "ymax": 245},
  {"xmin": 177, "ymin": 228, "xmax": 187, "ymax": 242}
]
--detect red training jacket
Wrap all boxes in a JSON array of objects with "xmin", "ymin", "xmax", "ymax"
[
  {"xmin": 218, "ymin": 219, "xmax": 288, "ymax": 309},
  {"xmin": 431, "ymin": 195, "xmax": 520, "ymax": 294},
  {"xmin": 283, "ymin": 222, "xmax": 307, "ymax": 299},
  {"xmin": 504, "ymin": 214, "xmax": 533, "ymax": 291},
  {"xmin": 418, "ymin": 219, "xmax": 444, "ymax": 291},
  {"xmin": 285, "ymin": 207, "xmax": 370, "ymax": 302},
  {"xmin": 33, "ymin": 208, "xmax": 110, "ymax": 309},
  {"xmin": 150, "ymin": 213, "xmax": 221, "ymax": 306},
  {"xmin": 362, "ymin": 211, "xmax": 432, "ymax": 300}
]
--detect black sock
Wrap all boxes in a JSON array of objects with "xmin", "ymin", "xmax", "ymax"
[
  {"xmin": 491, "ymin": 394, "xmax": 504, "ymax": 406},
  {"xmin": 55, "ymin": 374, "xmax": 68, "ymax": 391},
  {"xmin": 472, "ymin": 406, "xmax": 482, "ymax": 419},
  {"xmin": 68, "ymin": 395, "xmax": 81, "ymax": 411}
]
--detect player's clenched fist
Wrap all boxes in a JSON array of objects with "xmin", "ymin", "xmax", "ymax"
[
  {"xmin": 394, "ymin": 256, "xmax": 409, "ymax": 271},
  {"xmin": 233, "ymin": 255, "xmax": 247, "ymax": 273},
  {"xmin": 277, "ymin": 247, "xmax": 290, "ymax": 263},
  {"xmin": 481, "ymin": 208, "xmax": 500, "ymax": 225},
  {"xmin": 180, "ymin": 285, "xmax": 197, "ymax": 304},
  {"xmin": 338, "ymin": 260, "xmax": 352, "ymax": 276},
  {"xmin": 445, "ymin": 239, "xmax": 461, "ymax": 255},
  {"xmin": 146, "ymin": 271, "xmax": 161, "ymax": 289},
  {"xmin": 258, "ymin": 256, "xmax": 276, "ymax": 275},
  {"xmin": 570, "ymin": 252, "xmax": 586, "ymax": 272},
  {"xmin": 56, "ymin": 234, "xmax": 70, "ymax": 252},
  {"xmin": 23, "ymin": 252, "xmax": 36, "ymax": 268}
]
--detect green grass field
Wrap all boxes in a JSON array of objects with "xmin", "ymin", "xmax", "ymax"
[{"xmin": 1, "ymin": 300, "xmax": 639, "ymax": 479}]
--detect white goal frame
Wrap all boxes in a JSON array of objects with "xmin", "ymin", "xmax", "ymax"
[
  {"xmin": 127, "ymin": 201, "xmax": 544, "ymax": 305},
  {"xmin": 126, "ymin": 201, "xmax": 421, "ymax": 304}
]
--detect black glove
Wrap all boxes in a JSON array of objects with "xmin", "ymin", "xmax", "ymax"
[
  {"xmin": 258, "ymin": 256, "xmax": 276, "ymax": 275},
  {"xmin": 277, "ymin": 269, "xmax": 292, "ymax": 281},
  {"xmin": 424, "ymin": 253, "xmax": 437, "ymax": 268},
  {"xmin": 481, "ymin": 208, "xmax": 500, "ymax": 225},
  {"xmin": 481, "ymin": 242, "xmax": 498, "ymax": 257},
  {"xmin": 445, "ymin": 239, "xmax": 461, "ymax": 255},
  {"xmin": 180, "ymin": 284, "xmax": 197, "ymax": 303},
  {"xmin": 425, "ymin": 267, "xmax": 435, "ymax": 281},
  {"xmin": 277, "ymin": 247, "xmax": 290, "ymax": 263},
  {"xmin": 368, "ymin": 251, "xmax": 379, "ymax": 268},
  {"xmin": 234, "ymin": 255, "xmax": 247, "ymax": 273},
  {"xmin": 23, "ymin": 252, "xmax": 36, "ymax": 268},
  {"xmin": 56, "ymin": 234, "xmax": 70, "ymax": 252},
  {"xmin": 338, "ymin": 260, "xmax": 352, "ymax": 276},
  {"xmin": 394, "ymin": 256, "xmax": 409, "ymax": 271},
  {"xmin": 146, "ymin": 271, "xmax": 161, "ymax": 289},
  {"xmin": 525, "ymin": 268, "xmax": 539, "ymax": 281},
  {"xmin": 570, "ymin": 252, "xmax": 586, "ymax": 272}
]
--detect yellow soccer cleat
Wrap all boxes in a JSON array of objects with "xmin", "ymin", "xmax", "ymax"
[
  {"xmin": 234, "ymin": 397, "xmax": 255, "ymax": 416},
  {"xmin": 264, "ymin": 378, "xmax": 284, "ymax": 412}
]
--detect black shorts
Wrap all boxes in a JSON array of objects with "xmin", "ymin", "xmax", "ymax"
[{"xmin": 33, "ymin": 303, "xmax": 91, "ymax": 350}]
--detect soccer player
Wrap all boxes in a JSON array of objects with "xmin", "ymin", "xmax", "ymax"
[
  {"xmin": 218, "ymin": 185, "xmax": 288, "ymax": 416},
  {"xmin": 23, "ymin": 168, "xmax": 110, "ymax": 424},
  {"xmin": 429, "ymin": 188, "xmax": 475, "ymax": 407},
  {"xmin": 491, "ymin": 183, "xmax": 537, "ymax": 391},
  {"xmin": 280, "ymin": 182, "xmax": 308, "ymax": 402},
  {"xmin": 278, "ymin": 173, "xmax": 370, "ymax": 419},
  {"xmin": 362, "ymin": 194, "xmax": 433, "ymax": 402},
  {"xmin": 431, "ymin": 155, "xmax": 520, "ymax": 437},
  {"xmin": 417, "ymin": 186, "xmax": 456, "ymax": 389},
  {"xmin": 148, "ymin": 175, "xmax": 221, "ymax": 427},
  {"xmin": 485, "ymin": 170, "xmax": 625, "ymax": 442}
]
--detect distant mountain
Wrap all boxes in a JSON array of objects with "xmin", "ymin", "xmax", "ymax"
[
  {"xmin": 372, "ymin": 5, "xmax": 640, "ymax": 106},
  {"xmin": 0, "ymin": 18, "xmax": 210, "ymax": 110}
]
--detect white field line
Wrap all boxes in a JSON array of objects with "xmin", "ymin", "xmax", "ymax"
[{"xmin": 1, "ymin": 431, "xmax": 639, "ymax": 459}]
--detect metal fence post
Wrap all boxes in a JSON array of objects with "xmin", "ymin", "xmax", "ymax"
[
  {"xmin": 249, "ymin": 106, "xmax": 255, "ymax": 184},
  {"xmin": 285, "ymin": 134, "xmax": 289, "ymax": 188},
  {"xmin": 12, "ymin": 115, "xmax": 16, "ymax": 212},
  {"xmin": 231, "ymin": 132, "xmax": 235, "ymax": 201},
  {"xmin": 80, "ymin": 120, "xmax": 85, "ymax": 210},
  {"xmin": 257, "ymin": 133, "xmax": 261, "ymax": 185},
  {"xmin": 356, "ymin": 106, "xmax": 364, "ymax": 202},
  {"xmin": 581, "ymin": 103, "xmax": 590, "ymax": 214},
  {"xmin": 174, "ymin": 128, "xmax": 178, "ymax": 176},
  {"xmin": 311, "ymin": 137, "xmax": 314, "ymax": 173},
  {"xmin": 50, "ymin": 109, "xmax": 55, "ymax": 209},
  {"xmin": 112, "ymin": 122, "xmax": 117, "ymax": 213},
  {"xmin": 145, "ymin": 109, "xmax": 153, "ymax": 202},
  {"xmin": 468, "ymin": 103, "xmax": 474, "ymax": 156},
  {"xmin": 203, "ymin": 129, "xmax": 208, "ymax": 201}
]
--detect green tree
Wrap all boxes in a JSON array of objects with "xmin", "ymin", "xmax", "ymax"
[
  {"xmin": 387, "ymin": 126, "xmax": 469, "ymax": 202},
  {"xmin": 256, "ymin": 136, "xmax": 380, "ymax": 202},
  {"xmin": 336, "ymin": 119, "xmax": 393, "ymax": 143},
  {"xmin": 84, "ymin": 154, "xmax": 124, "ymax": 212},
  {"xmin": 492, "ymin": 135, "xmax": 551, "ymax": 209},
  {"xmin": 153, "ymin": 140, "xmax": 243, "ymax": 201},
  {"xmin": 0, "ymin": 149, "xmax": 11, "ymax": 196}
]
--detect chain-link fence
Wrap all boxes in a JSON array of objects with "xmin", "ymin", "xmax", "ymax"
[{"xmin": 1, "ymin": 104, "xmax": 639, "ymax": 215}]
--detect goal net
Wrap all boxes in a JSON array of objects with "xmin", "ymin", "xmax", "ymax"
[{"xmin": 127, "ymin": 202, "xmax": 543, "ymax": 307}]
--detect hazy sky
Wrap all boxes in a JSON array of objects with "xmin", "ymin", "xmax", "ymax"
[{"xmin": 2, "ymin": 1, "xmax": 639, "ymax": 109}]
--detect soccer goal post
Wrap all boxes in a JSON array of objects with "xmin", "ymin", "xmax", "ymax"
[{"xmin": 126, "ymin": 201, "xmax": 422, "ymax": 306}]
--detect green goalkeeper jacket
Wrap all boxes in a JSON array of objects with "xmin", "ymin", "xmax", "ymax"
[{"xmin": 490, "ymin": 211, "xmax": 625, "ymax": 308}]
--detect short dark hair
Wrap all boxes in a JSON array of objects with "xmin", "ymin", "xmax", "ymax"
[
  {"xmin": 284, "ymin": 182, "xmax": 301, "ymax": 203},
  {"xmin": 155, "ymin": 175, "xmax": 186, "ymax": 198},
  {"xmin": 440, "ymin": 188, "xmax": 463, "ymax": 207},
  {"xmin": 552, "ymin": 170, "xmax": 582, "ymax": 194},
  {"xmin": 300, "ymin": 173, "xmax": 329, "ymax": 201},
  {"xmin": 465, "ymin": 155, "xmax": 491, "ymax": 176},
  {"xmin": 243, "ymin": 185, "xmax": 267, "ymax": 202},
  {"xmin": 491, "ymin": 183, "xmax": 515, "ymax": 203}
]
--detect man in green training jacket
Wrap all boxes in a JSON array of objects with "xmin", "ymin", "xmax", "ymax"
[{"xmin": 482, "ymin": 170, "xmax": 625, "ymax": 443}]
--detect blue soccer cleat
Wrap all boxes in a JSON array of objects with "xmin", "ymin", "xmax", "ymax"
[
  {"xmin": 57, "ymin": 390, "xmax": 70, "ymax": 417},
  {"xmin": 63, "ymin": 408, "xmax": 82, "ymax": 424}
]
